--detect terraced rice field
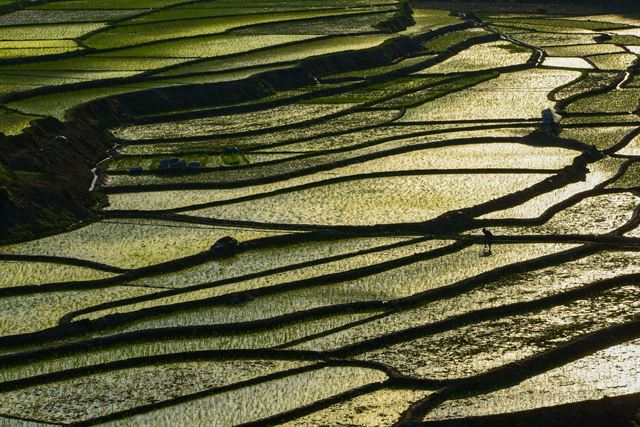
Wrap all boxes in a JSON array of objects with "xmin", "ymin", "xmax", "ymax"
[{"xmin": 2, "ymin": 0, "xmax": 640, "ymax": 425}]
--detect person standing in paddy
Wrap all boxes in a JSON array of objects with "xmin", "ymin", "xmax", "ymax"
[{"xmin": 482, "ymin": 228, "xmax": 494, "ymax": 253}]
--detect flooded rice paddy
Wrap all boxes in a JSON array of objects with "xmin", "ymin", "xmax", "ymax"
[{"xmin": 2, "ymin": 0, "xmax": 640, "ymax": 425}]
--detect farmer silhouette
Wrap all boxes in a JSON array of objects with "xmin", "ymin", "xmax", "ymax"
[{"xmin": 482, "ymin": 228, "xmax": 493, "ymax": 254}]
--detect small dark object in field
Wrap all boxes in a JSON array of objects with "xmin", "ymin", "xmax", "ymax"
[
  {"xmin": 482, "ymin": 228, "xmax": 493, "ymax": 252},
  {"xmin": 158, "ymin": 157, "xmax": 188, "ymax": 173},
  {"xmin": 168, "ymin": 158, "xmax": 185, "ymax": 169},
  {"xmin": 440, "ymin": 210, "xmax": 471, "ymax": 228},
  {"xmin": 223, "ymin": 146, "xmax": 240, "ymax": 154},
  {"xmin": 187, "ymin": 161, "xmax": 201, "ymax": 170},
  {"xmin": 129, "ymin": 166, "xmax": 143, "ymax": 175},
  {"xmin": 541, "ymin": 108, "xmax": 560, "ymax": 134},
  {"xmin": 594, "ymin": 34, "xmax": 612, "ymax": 43},
  {"xmin": 211, "ymin": 236, "xmax": 239, "ymax": 256}
]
